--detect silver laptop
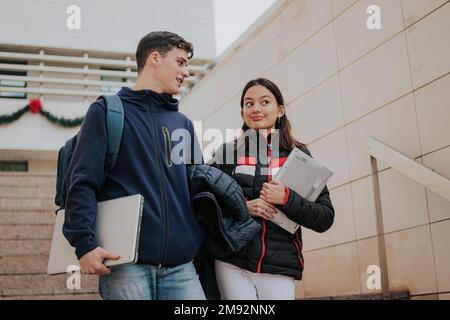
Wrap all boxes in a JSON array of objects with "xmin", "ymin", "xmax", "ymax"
[
  {"xmin": 47, "ymin": 194, "xmax": 144, "ymax": 275},
  {"xmin": 270, "ymin": 148, "xmax": 333, "ymax": 234}
]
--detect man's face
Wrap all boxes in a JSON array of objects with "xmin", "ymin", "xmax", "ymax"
[{"xmin": 155, "ymin": 48, "xmax": 190, "ymax": 95}]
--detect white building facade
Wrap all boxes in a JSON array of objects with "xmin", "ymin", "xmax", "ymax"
[{"xmin": 0, "ymin": 0, "xmax": 215, "ymax": 172}]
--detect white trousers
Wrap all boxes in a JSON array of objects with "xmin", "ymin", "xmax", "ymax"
[{"xmin": 215, "ymin": 259, "xmax": 295, "ymax": 300}]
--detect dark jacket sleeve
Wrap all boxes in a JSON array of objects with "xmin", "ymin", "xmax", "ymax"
[
  {"xmin": 63, "ymin": 101, "xmax": 107, "ymax": 259},
  {"xmin": 207, "ymin": 143, "xmax": 235, "ymax": 176},
  {"xmin": 279, "ymin": 147, "xmax": 335, "ymax": 233}
]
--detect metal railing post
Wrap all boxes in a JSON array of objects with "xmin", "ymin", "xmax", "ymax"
[{"xmin": 370, "ymin": 155, "xmax": 391, "ymax": 300}]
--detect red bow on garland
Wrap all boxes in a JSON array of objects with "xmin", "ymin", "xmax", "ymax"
[
  {"xmin": 28, "ymin": 98, "xmax": 42, "ymax": 113},
  {"xmin": 0, "ymin": 98, "xmax": 83, "ymax": 127}
]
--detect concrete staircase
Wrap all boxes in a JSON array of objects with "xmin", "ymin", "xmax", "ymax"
[
  {"xmin": 0, "ymin": 172, "xmax": 100, "ymax": 300},
  {"xmin": 0, "ymin": 172, "xmax": 412, "ymax": 300}
]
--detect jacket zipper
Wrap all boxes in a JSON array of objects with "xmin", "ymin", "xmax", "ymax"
[
  {"xmin": 162, "ymin": 126, "xmax": 172, "ymax": 167},
  {"xmin": 256, "ymin": 220, "xmax": 266, "ymax": 273},
  {"xmin": 256, "ymin": 142, "xmax": 272, "ymax": 273},
  {"xmin": 147, "ymin": 106, "xmax": 169, "ymax": 267}
]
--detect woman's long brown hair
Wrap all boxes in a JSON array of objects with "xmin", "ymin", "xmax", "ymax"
[{"xmin": 240, "ymin": 78, "xmax": 306, "ymax": 150}]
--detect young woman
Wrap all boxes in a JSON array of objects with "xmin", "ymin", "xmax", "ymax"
[{"xmin": 209, "ymin": 78, "xmax": 335, "ymax": 300}]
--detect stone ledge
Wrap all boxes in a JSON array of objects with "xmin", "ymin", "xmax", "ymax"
[{"xmin": 302, "ymin": 291, "xmax": 410, "ymax": 300}]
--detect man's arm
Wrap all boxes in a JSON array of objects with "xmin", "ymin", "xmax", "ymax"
[{"xmin": 63, "ymin": 101, "xmax": 118, "ymax": 274}]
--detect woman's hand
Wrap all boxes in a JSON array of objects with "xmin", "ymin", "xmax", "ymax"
[
  {"xmin": 260, "ymin": 179, "xmax": 287, "ymax": 205},
  {"xmin": 246, "ymin": 198, "xmax": 278, "ymax": 220}
]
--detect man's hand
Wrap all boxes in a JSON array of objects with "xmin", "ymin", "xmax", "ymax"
[
  {"xmin": 246, "ymin": 198, "xmax": 278, "ymax": 220},
  {"xmin": 79, "ymin": 247, "xmax": 120, "ymax": 275},
  {"xmin": 260, "ymin": 179, "xmax": 287, "ymax": 205}
]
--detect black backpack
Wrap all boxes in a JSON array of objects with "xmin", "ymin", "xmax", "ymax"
[{"xmin": 54, "ymin": 95, "xmax": 124, "ymax": 212}]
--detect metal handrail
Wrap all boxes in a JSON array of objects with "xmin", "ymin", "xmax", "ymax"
[
  {"xmin": 368, "ymin": 137, "xmax": 450, "ymax": 202},
  {"xmin": 368, "ymin": 136, "xmax": 449, "ymax": 300}
]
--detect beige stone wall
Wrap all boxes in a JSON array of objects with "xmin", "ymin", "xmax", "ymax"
[
  {"xmin": 180, "ymin": 0, "xmax": 450, "ymax": 299},
  {"xmin": 28, "ymin": 160, "xmax": 57, "ymax": 174}
]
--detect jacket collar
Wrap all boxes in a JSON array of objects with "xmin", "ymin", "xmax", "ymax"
[{"xmin": 118, "ymin": 86, "xmax": 179, "ymax": 112}]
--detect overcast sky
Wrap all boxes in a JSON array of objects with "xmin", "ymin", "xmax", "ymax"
[{"xmin": 214, "ymin": 0, "xmax": 276, "ymax": 56}]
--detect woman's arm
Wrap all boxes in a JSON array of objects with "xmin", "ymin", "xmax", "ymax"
[
  {"xmin": 262, "ymin": 146, "xmax": 335, "ymax": 232},
  {"xmin": 260, "ymin": 179, "xmax": 334, "ymax": 232},
  {"xmin": 279, "ymin": 186, "xmax": 334, "ymax": 233}
]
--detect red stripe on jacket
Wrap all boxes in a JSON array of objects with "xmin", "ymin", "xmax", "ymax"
[
  {"xmin": 256, "ymin": 220, "xmax": 267, "ymax": 273},
  {"xmin": 294, "ymin": 232, "xmax": 304, "ymax": 269},
  {"xmin": 256, "ymin": 146, "xmax": 273, "ymax": 273}
]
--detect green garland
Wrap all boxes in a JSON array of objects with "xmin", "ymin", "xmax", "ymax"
[
  {"xmin": 40, "ymin": 110, "xmax": 84, "ymax": 127},
  {"xmin": 0, "ymin": 101, "xmax": 84, "ymax": 127},
  {"xmin": 0, "ymin": 106, "xmax": 28, "ymax": 124}
]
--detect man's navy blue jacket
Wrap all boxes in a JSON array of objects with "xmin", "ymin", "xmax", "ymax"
[{"xmin": 63, "ymin": 87, "xmax": 204, "ymax": 267}]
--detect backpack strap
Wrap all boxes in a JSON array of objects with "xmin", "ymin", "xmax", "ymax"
[
  {"xmin": 55, "ymin": 95, "xmax": 124, "ymax": 210},
  {"xmin": 97, "ymin": 94, "xmax": 124, "ymax": 201},
  {"xmin": 54, "ymin": 147, "xmax": 65, "ymax": 207},
  {"xmin": 102, "ymin": 95, "xmax": 124, "ymax": 170}
]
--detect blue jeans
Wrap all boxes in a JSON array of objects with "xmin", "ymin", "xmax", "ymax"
[{"xmin": 99, "ymin": 261, "xmax": 206, "ymax": 300}]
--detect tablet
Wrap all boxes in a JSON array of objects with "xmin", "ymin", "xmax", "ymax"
[
  {"xmin": 270, "ymin": 148, "xmax": 333, "ymax": 234},
  {"xmin": 275, "ymin": 147, "xmax": 333, "ymax": 202}
]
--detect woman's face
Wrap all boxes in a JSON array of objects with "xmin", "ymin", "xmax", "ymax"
[{"xmin": 241, "ymin": 85, "xmax": 284, "ymax": 131}]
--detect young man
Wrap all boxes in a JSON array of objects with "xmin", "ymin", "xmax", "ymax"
[{"xmin": 63, "ymin": 31, "xmax": 205, "ymax": 300}]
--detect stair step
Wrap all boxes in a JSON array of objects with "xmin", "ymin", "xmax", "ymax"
[
  {"xmin": 0, "ymin": 255, "xmax": 49, "ymax": 275},
  {"xmin": 0, "ymin": 224, "xmax": 54, "ymax": 240},
  {"xmin": 0, "ymin": 240, "xmax": 51, "ymax": 256},
  {"xmin": 0, "ymin": 185, "xmax": 56, "ymax": 198},
  {"xmin": 0, "ymin": 274, "xmax": 98, "ymax": 297},
  {"xmin": 0, "ymin": 211, "xmax": 56, "ymax": 224},
  {"xmin": 304, "ymin": 291, "xmax": 410, "ymax": 300},
  {"xmin": 0, "ymin": 293, "xmax": 101, "ymax": 300},
  {"xmin": 0, "ymin": 173, "xmax": 98, "ymax": 300},
  {"xmin": 0, "ymin": 197, "xmax": 56, "ymax": 211},
  {"xmin": 0, "ymin": 241, "xmax": 100, "ymax": 299},
  {"xmin": 0, "ymin": 174, "xmax": 56, "ymax": 187}
]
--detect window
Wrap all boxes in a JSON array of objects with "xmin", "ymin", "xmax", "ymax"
[
  {"xmin": 0, "ymin": 161, "xmax": 28, "ymax": 172},
  {"xmin": 100, "ymin": 67, "xmax": 128, "ymax": 93},
  {"xmin": 0, "ymin": 60, "xmax": 27, "ymax": 99}
]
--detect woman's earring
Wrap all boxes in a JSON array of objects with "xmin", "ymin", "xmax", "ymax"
[{"xmin": 277, "ymin": 117, "xmax": 281, "ymax": 128}]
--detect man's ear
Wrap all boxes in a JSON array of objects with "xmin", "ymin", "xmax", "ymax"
[{"xmin": 147, "ymin": 51, "xmax": 161, "ymax": 67}]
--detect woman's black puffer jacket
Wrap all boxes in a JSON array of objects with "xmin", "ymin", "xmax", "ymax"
[{"xmin": 209, "ymin": 135, "xmax": 334, "ymax": 280}]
